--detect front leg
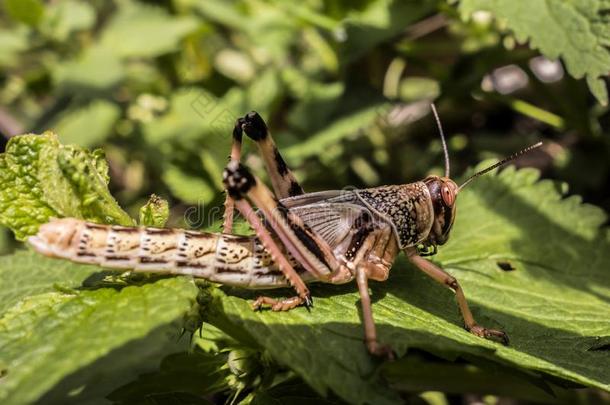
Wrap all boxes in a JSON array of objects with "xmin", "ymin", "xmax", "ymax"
[
  {"xmin": 406, "ymin": 249, "xmax": 509, "ymax": 345},
  {"xmin": 355, "ymin": 264, "xmax": 394, "ymax": 359}
]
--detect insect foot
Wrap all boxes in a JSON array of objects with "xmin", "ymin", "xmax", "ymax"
[
  {"xmin": 251, "ymin": 295, "xmax": 308, "ymax": 312},
  {"xmin": 366, "ymin": 339, "xmax": 395, "ymax": 361},
  {"xmin": 468, "ymin": 325, "xmax": 510, "ymax": 346},
  {"xmin": 223, "ymin": 161, "xmax": 256, "ymax": 199}
]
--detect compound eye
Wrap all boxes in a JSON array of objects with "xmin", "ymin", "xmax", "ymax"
[{"xmin": 441, "ymin": 185, "xmax": 454, "ymax": 206}]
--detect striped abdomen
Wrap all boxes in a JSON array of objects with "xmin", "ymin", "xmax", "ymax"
[{"xmin": 28, "ymin": 218, "xmax": 308, "ymax": 288}]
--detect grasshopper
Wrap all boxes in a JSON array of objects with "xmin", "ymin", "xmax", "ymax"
[{"xmin": 28, "ymin": 106, "xmax": 541, "ymax": 358}]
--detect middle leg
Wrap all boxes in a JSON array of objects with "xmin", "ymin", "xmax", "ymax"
[
  {"xmin": 355, "ymin": 264, "xmax": 394, "ymax": 359},
  {"xmin": 351, "ymin": 228, "xmax": 395, "ymax": 359}
]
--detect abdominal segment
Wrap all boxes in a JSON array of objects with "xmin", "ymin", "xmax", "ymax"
[{"xmin": 29, "ymin": 218, "xmax": 308, "ymax": 288}]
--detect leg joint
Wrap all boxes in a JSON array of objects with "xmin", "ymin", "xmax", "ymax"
[
  {"xmin": 223, "ymin": 161, "xmax": 256, "ymax": 198},
  {"xmin": 445, "ymin": 277, "xmax": 459, "ymax": 290}
]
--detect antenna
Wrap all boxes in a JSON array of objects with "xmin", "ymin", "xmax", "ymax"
[
  {"xmin": 458, "ymin": 142, "xmax": 543, "ymax": 191},
  {"xmin": 430, "ymin": 104, "xmax": 450, "ymax": 178}
]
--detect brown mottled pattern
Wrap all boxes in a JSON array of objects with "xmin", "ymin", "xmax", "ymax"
[
  {"xmin": 356, "ymin": 183, "xmax": 434, "ymax": 248},
  {"xmin": 216, "ymin": 235, "xmax": 252, "ymax": 264}
]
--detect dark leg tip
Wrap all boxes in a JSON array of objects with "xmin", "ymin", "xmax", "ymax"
[
  {"xmin": 232, "ymin": 117, "xmax": 245, "ymax": 140},
  {"xmin": 242, "ymin": 111, "xmax": 268, "ymax": 140},
  {"xmin": 487, "ymin": 330, "xmax": 510, "ymax": 346},
  {"xmin": 304, "ymin": 294, "xmax": 314, "ymax": 309},
  {"xmin": 367, "ymin": 341, "xmax": 395, "ymax": 361}
]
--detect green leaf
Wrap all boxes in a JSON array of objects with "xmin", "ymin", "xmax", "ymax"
[
  {"xmin": 0, "ymin": 28, "xmax": 29, "ymax": 67},
  {"xmin": 284, "ymin": 102, "xmax": 390, "ymax": 165},
  {"xmin": 139, "ymin": 194, "xmax": 170, "ymax": 227},
  {"xmin": 3, "ymin": 0, "xmax": 44, "ymax": 27},
  {"xmin": 382, "ymin": 353, "xmax": 581, "ymax": 402},
  {"xmin": 142, "ymin": 88, "xmax": 235, "ymax": 145},
  {"xmin": 53, "ymin": 100, "xmax": 120, "ymax": 147},
  {"xmin": 55, "ymin": 145, "xmax": 134, "ymax": 225},
  {"xmin": 338, "ymin": 0, "xmax": 436, "ymax": 62},
  {"xmin": 107, "ymin": 350, "xmax": 230, "ymax": 404},
  {"xmin": 191, "ymin": 0, "xmax": 245, "ymax": 30},
  {"xmin": 52, "ymin": 44, "xmax": 125, "ymax": 91},
  {"xmin": 0, "ymin": 273, "xmax": 198, "ymax": 404},
  {"xmin": 100, "ymin": 1, "xmax": 199, "ymax": 58},
  {"xmin": 0, "ymin": 134, "xmax": 57, "ymax": 240},
  {"xmin": 0, "ymin": 250, "xmax": 95, "ymax": 315},
  {"xmin": 246, "ymin": 68, "xmax": 284, "ymax": 118},
  {"xmin": 42, "ymin": 0, "xmax": 96, "ymax": 41},
  {"xmin": 0, "ymin": 132, "xmax": 133, "ymax": 240},
  {"xmin": 206, "ymin": 165, "xmax": 610, "ymax": 404},
  {"xmin": 399, "ymin": 77, "xmax": 441, "ymax": 102},
  {"xmin": 141, "ymin": 87, "xmax": 239, "ymax": 204},
  {"xmin": 459, "ymin": 0, "xmax": 610, "ymax": 105},
  {"xmin": 162, "ymin": 164, "xmax": 215, "ymax": 205}
]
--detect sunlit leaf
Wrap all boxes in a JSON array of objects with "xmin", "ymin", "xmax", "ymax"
[{"xmin": 0, "ymin": 133, "xmax": 133, "ymax": 240}]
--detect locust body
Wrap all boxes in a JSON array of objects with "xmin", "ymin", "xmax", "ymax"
[
  {"xmin": 29, "ymin": 180, "xmax": 441, "ymax": 287},
  {"xmin": 28, "ymin": 108, "xmax": 541, "ymax": 357}
]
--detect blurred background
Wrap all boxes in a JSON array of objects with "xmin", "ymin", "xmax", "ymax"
[{"xmin": 1, "ymin": 0, "xmax": 609, "ymax": 256}]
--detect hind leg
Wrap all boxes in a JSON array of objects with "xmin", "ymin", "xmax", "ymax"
[
  {"xmin": 222, "ymin": 117, "xmax": 246, "ymax": 233},
  {"xmin": 240, "ymin": 111, "xmax": 304, "ymax": 199},
  {"xmin": 223, "ymin": 161, "xmax": 341, "ymax": 280},
  {"xmin": 231, "ymin": 197, "xmax": 312, "ymax": 308},
  {"xmin": 222, "ymin": 112, "xmax": 305, "ymax": 233}
]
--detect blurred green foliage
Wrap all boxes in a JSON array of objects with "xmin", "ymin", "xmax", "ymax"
[
  {"xmin": 2, "ymin": 0, "xmax": 609, "ymax": 225},
  {"xmin": 1, "ymin": 0, "xmax": 610, "ymax": 404}
]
